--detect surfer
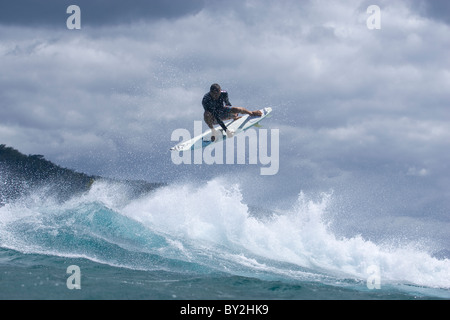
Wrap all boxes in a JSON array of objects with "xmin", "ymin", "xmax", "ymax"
[{"xmin": 203, "ymin": 83, "xmax": 262, "ymax": 141}]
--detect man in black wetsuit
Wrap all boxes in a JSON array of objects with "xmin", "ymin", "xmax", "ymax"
[{"xmin": 202, "ymin": 83, "xmax": 262, "ymax": 141}]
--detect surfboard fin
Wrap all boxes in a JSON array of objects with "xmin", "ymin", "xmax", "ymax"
[{"xmin": 253, "ymin": 123, "xmax": 263, "ymax": 128}]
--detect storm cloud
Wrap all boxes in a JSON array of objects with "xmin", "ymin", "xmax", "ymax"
[
  {"xmin": 1, "ymin": 0, "xmax": 449, "ymax": 234},
  {"xmin": 0, "ymin": 0, "xmax": 205, "ymax": 26}
]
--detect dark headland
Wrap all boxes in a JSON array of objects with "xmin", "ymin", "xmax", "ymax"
[{"xmin": 0, "ymin": 144, "xmax": 164, "ymax": 205}]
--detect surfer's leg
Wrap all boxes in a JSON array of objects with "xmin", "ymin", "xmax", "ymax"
[
  {"xmin": 219, "ymin": 108, "xmax": 235, "ymax": 138},
  {"xmin": 230, "ymin": 107, "xmax": 262, "ymax": 117},
  {"xmin": 204, "ymin": 111, "xmax": 219, "ymax": 142},
  {"xmin": 204, "ymin": 111, "xmax": 215, "ymax": 128},
  {"xmin": 231, "ymin": 113, "xmax": 242, "ymax": 120}
]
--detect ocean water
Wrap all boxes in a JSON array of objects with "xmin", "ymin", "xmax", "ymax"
[{"xmin": 0, "ymin": 178, "xmax": 449, "ymax": 301}]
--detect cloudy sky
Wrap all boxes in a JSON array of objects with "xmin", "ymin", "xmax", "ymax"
[{"xmin": 1, "ymin": 1, "xmax": 449, "ymax": 224}]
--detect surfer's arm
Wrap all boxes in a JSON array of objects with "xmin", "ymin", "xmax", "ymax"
[
  {"xmin": 213, "ymin": 113, "xmax": 228, "ymax": 131},
  {"xmin": 217, "ymin": 92, "xmax": 231, "ymax": 131},
  {"xmin": 222, "ymin": 91, "xmax": 232, "ymax": 107}
]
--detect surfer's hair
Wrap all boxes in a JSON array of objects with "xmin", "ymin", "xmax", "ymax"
[{"xmin": 210, "ymin": 83, "xmax": 221, "ymax": 93}]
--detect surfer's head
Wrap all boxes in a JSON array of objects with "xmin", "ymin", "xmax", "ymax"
[{"xmin": 210, "ymin": 83, "xmax": 221, "ymax": 100}]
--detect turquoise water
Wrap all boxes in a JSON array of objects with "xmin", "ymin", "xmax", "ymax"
[
  {"xmin": 0, "ymin": 248, "xmax": 430, "ymax": 300},
  {"xmin": 1, "ymin": 179, "xmax": 449, "ymax": 300}
]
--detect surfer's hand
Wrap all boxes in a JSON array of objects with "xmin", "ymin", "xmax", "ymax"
[
  {"xmin": 226, "ymin": 129, "xmax": 235, "ymax": 138},
  {"xmin": 251, "ymin": 110, "xmax": 262, "ymax": 117}
]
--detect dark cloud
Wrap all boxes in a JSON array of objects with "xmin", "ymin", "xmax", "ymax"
[
  {"xmin": 419, "ymin": 0, "xmax": 450, "ymax": 24},
  {"xmin": 1, "ymin": 0, "xmax": 449, "ymax": 231},
  {"xmin": 0, "ymin": 0, "xmax": 205, "ymax": 27}
]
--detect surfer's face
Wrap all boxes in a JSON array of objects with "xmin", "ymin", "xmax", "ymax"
[{"xmin": 210, "ymin": 89, "xmax": 220, "ymax": 100}]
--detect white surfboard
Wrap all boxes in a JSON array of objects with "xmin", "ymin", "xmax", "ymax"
[{"xmin": 170, "ymin": 107, "xmax": 272, "ymax": 152}]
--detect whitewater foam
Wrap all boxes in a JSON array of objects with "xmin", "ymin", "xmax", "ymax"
[
  {"xmin": 1, "ymin": 177, "xmax": 449, "ymax": 296},
  {"xmin": 118, "ymin": 178, "xmax": 450, "ymax": 289}
]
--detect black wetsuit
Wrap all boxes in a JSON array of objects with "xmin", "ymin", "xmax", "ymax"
[{"xmin": 202, "ymin": 91, "xmax": 232, "ymax": 131}]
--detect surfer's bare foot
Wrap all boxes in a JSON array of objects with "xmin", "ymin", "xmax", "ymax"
[
  {"xmin": 211, "ymin": 128, "xmax": 219, "ymax": 142},
  {"xmin": 251, "ymin": 110, "xmax": 262, "ymax": 117}
]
